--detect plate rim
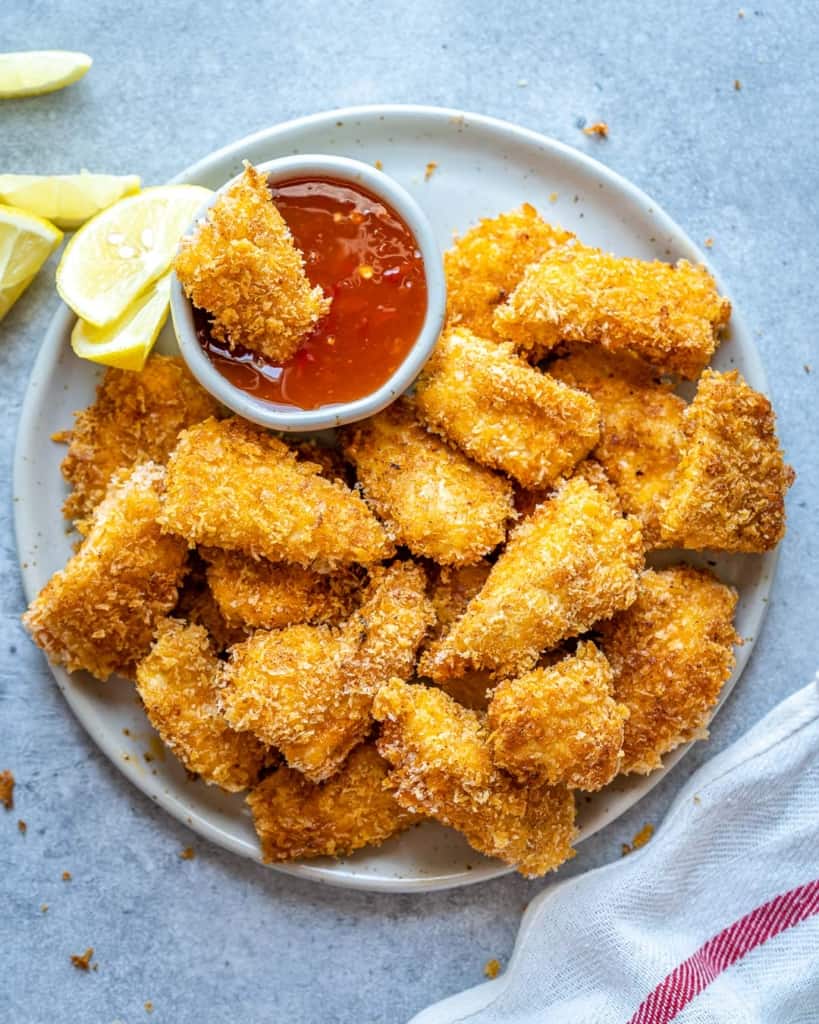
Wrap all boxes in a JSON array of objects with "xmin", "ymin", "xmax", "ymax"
[{"xmin": 14, "ymin": 103, "xmax": 776, "ymax": 893}]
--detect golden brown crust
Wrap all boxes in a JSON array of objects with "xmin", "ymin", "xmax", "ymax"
[
  {"xmin": 174, "ymin": 164, "xmax": 330, "ymax": 362},
  {"xmin": 419, "ymin": 475, "xmax": 643, "ymax": 681},
  {"xmin": 135, "ymin": 619, "xmax": 267, "ymax": 791},
  {"xmin": 598, "ymin": 566, "xmax": 739, "ymax": 774},
  {"xmin": 658, "ymin": 370, "xmax": 794, "ymax": 551},
  {"xmin": 159, "ymin": 417, "xmax": 395, "ymax": 570},
  {"xmin": 373, "ymin": 678, "xmax": 576, "ymax": 877},
  {"xmin": 494, "ymin": 245, "xmax": 731, "ymax": 378},
  {"xmin": 59, "ymin": 354, "xmax": 220, "ymax": 527},
  {"xmin": 203, "ymin": 548, "xmax": 360, "ymax": 630},
  {"xmin": 23, "ymin": 463, "xmax": 188, "ymax": 680},
  {"xmin": 247, "ymin": 744, "xmax": 419, "ymax": 862},
  {"xmin": 550, "ymin": 346, "xmax": 686, "ymax": 544},
  {"xmin": 487, "ymin": 641, "xmax": 628, "ymax": 790},
  {"xmin": 415, "ymin": 327, "xmax": 601, "ymax": 489},
  {"xmin": 220, "ymin": 562, "xmax": 434, "ymax": 781},
  {"xmin": 444, "ymin": 204, "xmax": 574, "ymax": 343},
  {"xmin": 342, "ymin": 399, "xmax": 513, "ymax": 565},
  {"xmin": 171, "ymin": 556, "xmax": 248, "ymax": 652}
]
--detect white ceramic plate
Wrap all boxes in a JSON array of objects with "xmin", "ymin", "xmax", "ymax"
[{"xmin": 14, "ymin": 105, "xmax": 777, "ymax": 892}]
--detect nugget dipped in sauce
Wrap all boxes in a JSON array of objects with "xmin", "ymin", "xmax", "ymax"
[{"xmin": 174, "ymin": 163, "xmax": 330, "ymax": 363}]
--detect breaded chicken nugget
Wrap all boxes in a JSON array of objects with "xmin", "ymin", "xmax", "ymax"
[
  {"xmin": 135, "ymin": 619, "xmax": 267, "ymax": 791},
  {"xmin": 598, "ymin": 566, "xmax": 738, "ymax": 774},
  {"xmin": 444, "ymin": 204, "xmax": 573, "ymax": 342},
  {"xmin": 203, "ymin": 548, "xmax": 360, "ymax": 631},
  {"xmin": 550, "ymin": 347, "xmax": 686, "ymax": 544},
  {"xmin": 172, "ymin": 554, "xmax": 248, "ymax": 651},
  {"xmin": 23, "ymin": 464, "xmax": 188, "ymax": 681},
  {"xmin": 419, "ymin": 475, "xmax": 643, "ymax": 681},
  {"xmin": 659, "ymin": 370, "xmax": 794, "ymax": 551},
  {"xmin": 373, "ymin": 678, "xmax": 576, "ymax": 877},
  {"xmin": 341, "ymin": 399, "xmax": 513, "ymax": 565},
  {"xmin": 247, "ymin": 744, "xmax": 419, "ymax": 862},
  {"xmin": 487, "ymin": 641, "xmax": 628, "ymax": 790},
  {"xmin": 221, "ymin": 562, "xmax": 433, "ymax": 781},
  {"xmin": 160, "ymin": 417, "xmax": 394, "ymax": 570},
  {"xmin": 174, "ymin": 163, "xmax": 330, "ymax": 362},
  {"xmin": 494, "ymin": 245, "xmax": 731, "ymax": 378},
  {"xmin": 59, "ymin": 354, "xmax": 219, "ymax": 527},
  {"xmin": 415, "ymin": 327, "xmax": 601, "ymax": 489}
]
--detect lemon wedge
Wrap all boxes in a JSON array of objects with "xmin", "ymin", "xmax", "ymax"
[
  {"xmin": 0, "ymin": 203, "xmax": 62, "ymax": 321},
  {"xmin": 56, "ymin": 184, "xmax": 211, "ymax": 327},
  {"xmin": 71, "ymin": 273, "xmax": 171, "ymax": 371},
  {"xmin": 0, "ymin": 172, "xmax": 141, "ymax": 229},
  {"xmin": 0, "ymin": 51, "xmax": 92, "ymax": 99}
]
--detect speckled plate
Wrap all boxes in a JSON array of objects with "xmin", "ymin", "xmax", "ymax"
[{"xmin": 14, "ymin": 105, "xmax": 777, "ymax": 892}]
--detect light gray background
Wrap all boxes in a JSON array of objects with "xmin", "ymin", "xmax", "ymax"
[{"xmin": 2, "ymin": 3, "xmax": 817, "ymax": 1022}]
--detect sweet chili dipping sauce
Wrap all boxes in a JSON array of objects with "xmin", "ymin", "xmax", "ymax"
[{"xmin": 196, "ymin": 176, "xmax": 428, "ymax": 409}]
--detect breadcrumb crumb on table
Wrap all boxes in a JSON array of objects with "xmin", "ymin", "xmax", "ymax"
[
  {"xmin": 174, "ymin": 163, "xmax": 330, "ymax": 362},
  {"xmin": 583, "ymin": 121, "xmax": 609, "ymax": 137},
  {"xmin": 494, "ymin": 244, "xmax": 731, "ymax": 378},
  {"xmin": 0, "ymin": 769, "xmax": 14, "ymax": 810},
  {"xmin": 373, "ymin": 678, "xmax": 577, "ymax": 877},
  {"xmin": 178, "ymin": 847, "xmax": 195, "ymax": 860},
  {"xmin": 247, "ymin": 744, "xmax": 419, "ymax": 862},
  {"xmin": 659, "ymin": 369, "xmax": 794, "ymax": 551},
  {"xmin": 17, "ymin": 819, "xmax": 26, "ymax": 834},
  {"xmin": 415, "ymin": 327, "xmax": 601, "ymax": 489},
  {"xmin": 485, "ymin": 958, "xmax": 502, "ymax": 979},
  {"xmin": 599, "ymin": 566, "xmax": 739, "ymax": 774},
  {"xmin": 70, "ymin": 948, "xmax": 94, "ymax": 972}
]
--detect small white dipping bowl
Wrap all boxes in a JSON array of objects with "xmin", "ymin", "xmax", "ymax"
[{"xmin": 170, "ymin": 154, "xmax": 446, "ymax": 431}]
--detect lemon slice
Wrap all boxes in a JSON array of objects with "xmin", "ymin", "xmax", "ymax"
[
  {"xmin": 0, "ymin": 203, "xmax": 62, "ymax": 321},
  {"xmin": 71, "ymin": 273, "xmax": 171, "ymax": 371},
  {"xmin": 0, "ymin": 51, "xmax": 92, "ymax": 99},
  {"xmin": 0, "ymin": 172, "xmax": 141, "ymax": 229},
  {"xmin": 56, "ymin": 184, "xmax": 211, "ymax": 327}
]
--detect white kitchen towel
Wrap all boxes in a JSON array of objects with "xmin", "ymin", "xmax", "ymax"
[{"xmin": 411, "ymin": 678, "xmax": 819, "ymax": 1024}]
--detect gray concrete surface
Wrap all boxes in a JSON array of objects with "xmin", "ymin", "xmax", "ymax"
[{"xmin": 2, "ymin": 2, "xmax": 818, "ymax": 1022}]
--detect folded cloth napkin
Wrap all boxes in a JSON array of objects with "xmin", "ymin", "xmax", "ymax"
[{"xmin": 411, "ymin": 678, "xmax": 819, "ymax": 1024}]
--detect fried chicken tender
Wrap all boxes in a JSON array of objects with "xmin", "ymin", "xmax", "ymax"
[
  {"xmin": 419, "ymin": 475, "xmax": 643, "ymax": 681},
  {"xmin": 487, "ymin": 641, "xmax": 628, "ymax": 790},
  {"xmin": 160, "ymin": 417, "xmax": 394, "ymax": 570},
  {"xmin": 221, "ymin": 562, "xmax": 433, "ymax": 781},
  {"xmin": 658, "ymin": 370, "xmax": 794, "ymax": 551},
  {"xmin": 247, "ymin": 744, "xmax": 419, "ymax": 862},
  {"xmin": 174, "ymin": 163, "xmax": 330, "ymax": 362},
  {"xmin": 444, "ymin": 204, "xmax": 574, "ymax": 342},
  {"xmin": 59, "ymin": 354, "xmax": 219, "ymax": 527},
  {"xmin": 550, "ymin": 346, "xmax": 686, "ymax": 544},
  {"xmin": 494, "ymin": 245, "xmax": 731, "ymax": 379},
  {"xmin": 341, "ymin": 399, "xmax": 513, "ymax": 565},
  {"xmin": 135, "ymin": 619, "xmax": 267, "ymax": 791},
  {"xmin": 598, "ymin": 566, "xmax": 739, "ymax": 774},
  {"xmin": 373, "ymin": 678, "xmax": 576, "ymax": 877},
  {"xmin": 23, "ymin": 463, "xmax": 188, "ymax": 681},
  {"xmin": 172, "ymin": 554, "xmax": 248, "ymax": 651},
  {"xmin": 415, "ymin": 327, "xmax": 601, "ymax": 489},
  {"xmin": 203, "ymin": 548, "xmax": 360, "ymax": 631}
]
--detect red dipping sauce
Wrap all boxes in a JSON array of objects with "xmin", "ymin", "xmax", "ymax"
[{"xmin": 196, "ymin": 176, "xmax": 428, "ymax": 410}]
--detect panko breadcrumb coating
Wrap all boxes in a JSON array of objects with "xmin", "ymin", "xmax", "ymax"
[
  {"xmin": 550, "ymin": 346, "xmax": 686, "ymax": 544},
  {"xmin": 160, "ymin": 417, "xmax": 394, "ymax": 570},
  {"xmin": 172, "ymin": 555, "xmax": 248, "ymax": 652},
  {"xmin": 23, "ymin": 463, "xmax": 188, "ymax": 681},
  {"xmin": 419, "ymin": 475, "xmax": 643, "ymax": 681},
  {"xmin": 247, "ymin": 744, "xmax": 419, "ymax": 862},
  {"xmin": 659, "ymin": 370, "xmax": 794, "ymax": 551},
  {"xmin": 203, "ymin": 548, "xmax": 361, "ymax": 630},
  {"xmin": 174, "ymin": 163, "xmax": 330, "ymax": 362},
  {"xmin": 373, "ymin": 678, "xmax": 576, "ymax": 877},
  {"xmin": 445, "ymin": 204, "xmax": 573, "ymax": 343},
  {"xmin": 487, "ymin": 641, "xmax": 628, "ymax": 790},
  {"xmin": 59, "ymin": 354, "xmax": 219, "ymax": 528},
  {"xmin": 599, "ymin": 566, "xmax": 739, "ymax": 774},
  {"xmin": 221, "ymin": 562, "xmax": 433, "ymax": 781},
  {"xmin": 341, "ymin": 399, "xmax": 513, "ymax": 565},
  {"xmin": 494, "ymin": 245, "xmax": 731, "ymax": 379},
  {"xmin": 415, "ymin": 328, "xmax": 600, "ymax": 489},
  {"xmin": 135, "ymin": 619, "xmax": 267, "ymax": 792}
]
